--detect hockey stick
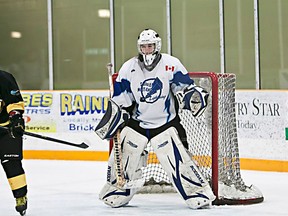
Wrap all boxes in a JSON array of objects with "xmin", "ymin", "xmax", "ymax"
[
  {"xmin": 106, "ymin": 63, "xmax": 144, "ymax": 189},
  {"xmin": 106, "ymin": 63, "xmax": 126, "ymax": 187},
  {"xmin": 107, "ymin": 62, "xmax": 114, "ymax": 98},
  {"xmin": 0, "ymin": 126, "xmax": 89, "ymax": 149}
]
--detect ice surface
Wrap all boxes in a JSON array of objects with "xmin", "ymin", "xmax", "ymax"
[{"xmin": 0, "ymin": 160, "xmax": 287, "ymax": 216}]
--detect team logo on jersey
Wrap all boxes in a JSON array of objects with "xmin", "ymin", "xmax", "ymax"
[
  {"xmin": 140, "ymin": 77, "xmax": 163, "ymax": 103},
  {"xmin": 10, "ymin": 90, "xmax": 20, "ymax": 96}
]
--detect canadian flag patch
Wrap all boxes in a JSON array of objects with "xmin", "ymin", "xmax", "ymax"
[{"xmin": 165, "ymin": 65, "xmax": 175, "ymax": 72}]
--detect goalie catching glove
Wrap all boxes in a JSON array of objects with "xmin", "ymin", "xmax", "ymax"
[
  {"xmin": 95, "ymin": 99, "xmax": 129, "ymax": 140},
  {"xmin": 175, "ymin": 85, "xmax": 209, "ymax": 117}
]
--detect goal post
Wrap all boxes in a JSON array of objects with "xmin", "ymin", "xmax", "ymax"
[
  {"xmin": 109, "ymin": 71, "xmax": 264, "ymax": 205},
  {"xmin": 183, "ymin": 72, "xmax": 263, "ymax": 205}
]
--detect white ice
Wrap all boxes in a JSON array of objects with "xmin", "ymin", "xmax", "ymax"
[{"xmin": 0, "ymin": 160, "xmax": 287, "ymax": 216}]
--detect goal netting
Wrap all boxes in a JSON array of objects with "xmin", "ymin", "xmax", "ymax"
[{"xmin": 135, "ymin": 72, "xmax": 264, "ymax": 205}]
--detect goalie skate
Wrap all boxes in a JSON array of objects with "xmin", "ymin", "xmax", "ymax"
[
  {"xmin": 99, "ymin": 183, "xmax": 136, "ymax": 208},
  {"xmin": 185, "ymin": 184, "xmax": 215, "ymax": 209}
]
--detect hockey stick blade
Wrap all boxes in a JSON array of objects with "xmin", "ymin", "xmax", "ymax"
[
  {"xmin": 0, "ymin": 126, "xmax": 89, "ymax": 149},
  {"xmin": 113, "ymin": 178, "xmax": 145, "ymax": 189},
  {"xmin": 122, "ymin": 178, "xmax": 145, "ymax": 189}
]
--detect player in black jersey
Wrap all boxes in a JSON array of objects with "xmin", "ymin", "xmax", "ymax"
[{"xmin": 0, "ymin": 70, "xmax": 27, "ymax": 216}]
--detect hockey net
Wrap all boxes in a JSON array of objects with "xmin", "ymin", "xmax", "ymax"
[{"xmin": 111, "ymin": 71, "xmax": 264, "ymax": 205}]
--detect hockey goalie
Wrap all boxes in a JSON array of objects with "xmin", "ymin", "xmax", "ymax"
[{"xmin": 95, "ymin": 28, "xmax": 215, "ymax": 209}]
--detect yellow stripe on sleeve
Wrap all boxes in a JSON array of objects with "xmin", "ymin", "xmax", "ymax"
[
  {"xmin": 8, "ymin": 174, "xmax": 27, "ymax": 190},
  {"xmin": 7, "ymin": 101, "xmax": 25, "ymax": 113}
]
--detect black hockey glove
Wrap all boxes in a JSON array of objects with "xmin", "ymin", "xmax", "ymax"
[{"xmin": 9, "ymin": 110, "xmax": 25, "ymax": 138}]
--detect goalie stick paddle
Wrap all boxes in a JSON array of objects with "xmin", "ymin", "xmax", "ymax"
[
  {"xmin": 113, "ymin": 130, "xmax": 126, "ymax": 188},
  {"xmin": 0, "ymin": 126, "xmax": 89, "ymax": 149}
]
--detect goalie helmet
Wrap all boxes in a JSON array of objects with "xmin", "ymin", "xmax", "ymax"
[{"xmin": 137, "ymin": 29, "xmax": 161, "ymax": 67}]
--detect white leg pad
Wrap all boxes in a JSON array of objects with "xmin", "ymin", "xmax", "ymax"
[
  {"xmin": 120, "ymin": 127, "xmax": 148, "ymax": 181},
  {"xmin": 150, "ymin": 127, "xmax": 216, "ymax": 209},
  {"xmin": 99, "ymin": 126, "xmax": 148, "ymax": 207}
]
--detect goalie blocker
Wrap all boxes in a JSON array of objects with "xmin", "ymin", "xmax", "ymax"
[{"xmin": 95, "ymin": 99, "xmax": 129, "ymax": 140}]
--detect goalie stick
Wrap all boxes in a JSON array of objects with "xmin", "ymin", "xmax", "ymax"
[
  {"xmin": 106, "ymin": 63, "xmax": 144, "ymax": 189},
  {"xmin": 107, "ymin": 63, "xmax": 125, "ymax": 188},
  {"xmin": 106, "ymin": 63, "xmax": 125, "ymax": 187},
  {"xmin": 0, "ymin": 126, "xmax": 89, "ymax": 149}
]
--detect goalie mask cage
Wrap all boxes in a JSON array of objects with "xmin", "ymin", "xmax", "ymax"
[{"xmin": 111, "ymin": 72, "xmax": 264, "ymax": 205}]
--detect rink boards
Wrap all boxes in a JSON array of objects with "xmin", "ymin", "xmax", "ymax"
[{"xmin": 21, "ymin": 90, "xmax": 288, "ymax": 172}]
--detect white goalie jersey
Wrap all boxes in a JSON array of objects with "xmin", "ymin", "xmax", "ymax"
[{"xmin": 112, "ymin": 53, "xmax": 195, "ymax": 129}]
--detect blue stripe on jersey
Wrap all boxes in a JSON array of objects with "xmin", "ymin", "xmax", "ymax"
[
  {"xmin": 172, "ymin": 71, "xmax": 194, "ymax": 86},
  {"xmin": 164, "ymin": 95, "xmax": 171, "ymax": 123},
  {"xmin": 135, "ymin": 103, "xmax": 141, "ymax": 119},
  {"xmin": 113, "ymin": 79, "xmax": 132, "ymax": 97}
]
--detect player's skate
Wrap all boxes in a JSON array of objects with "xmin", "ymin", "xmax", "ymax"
[
  {"xmin": 99, "ymin": 183, "xmax": 136, "ymax": 207},
  {"xmin": 185, "ymin": 184, "xmax": 215, "ymax": 209},
  {"xmin": 15, "ymin": 195, "xmax": 27, "ymax": 216}
]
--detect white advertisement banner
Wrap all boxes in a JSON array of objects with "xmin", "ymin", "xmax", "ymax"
[
  {"xmin": 236, "ymin": 90, "xmax": 288, "ymax": 160},
  {"xmin": 22, "ymin": 90, "xmax": 109, "ymax": 151}
]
